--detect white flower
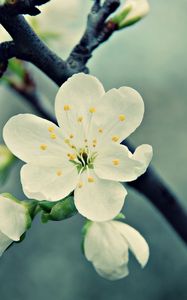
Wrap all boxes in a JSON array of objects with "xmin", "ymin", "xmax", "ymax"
[
  {"xmin": 3, "ymin": 73, "xmax": 152, "ymax": 222},
  {"xmin": 0, "ymin": 194, "xmax": 30, "ymax": 256},
  {"xmin": 84, "ymin": 220, "xmax": 149, "ymax": 280},
  {"xmin": 113, "ymin": 0, "xmax": 150, "ymax": 28}
]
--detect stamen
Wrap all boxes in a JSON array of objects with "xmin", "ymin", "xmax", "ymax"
[
  {"xmin": 112, "ymin": 159, "xmax": 120, "ymax": 166},
  {"xmin": 64, "ymin": 105, "xmax": 71, "ymax": 111},
  {"xmin": 119, "ymin": 114, "xmax": 125, "ymax": 122},
  {"xmin": 69, "ymin": 134, "xmax": 74, "ymax": 139},
  {"xmin": 77, "ymin": 116, "xmax": 83, "ymax": 123},
  {"xmin": 88, "ymin": 176, "xmax": 95, "ymax": 183},
  {"xmin": 98, "ymin": 128, "xmax": 103, "ymax": 133},
  {"xmin": 40, "ymin": 144, "xmax": 47, "ymax": 151},
  {"xmin": 78, "ymin": 182, "xmax": 83, "ymax": 188},
  {"xmin": 69, "ymin": 154, "xmax": 76, "ymax": 160},
  {"xmin": 48, "ymin": 126, "xmax": 54, "ymax": 132},
  {"xmin": 112, "ymin": 136, "xmax": 119, "ymax": 142},
  {"xmin": 89, "ymin": 107, "xmax": 96, "ymax": 113},
  {"xmin": 56, "ymin": 170, "xmax": 62, "ymax": 176},
  {"xmin": 50, "ymin": 133, "xmax": 56, "ymax": 139},
  {"xmin": 64, "ymin": 138, "xmax": 70, "ymax": 144}
]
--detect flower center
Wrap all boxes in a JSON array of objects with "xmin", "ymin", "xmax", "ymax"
[{"xmin": 66, "ymin": 139, "xmax": 97, "ymax": 173}]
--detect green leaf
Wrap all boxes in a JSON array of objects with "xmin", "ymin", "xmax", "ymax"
[{"xmin": 114, "ymin": 213, "xmax": 125, "ymax": 220}]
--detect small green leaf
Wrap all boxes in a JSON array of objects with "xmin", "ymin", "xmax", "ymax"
[{"xmin": 115, "ymin": 213, "xmax": 125, "ymax": 220}]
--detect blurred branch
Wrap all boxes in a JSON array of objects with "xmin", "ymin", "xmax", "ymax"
[
  {"xmin": 10, "ymin": 77, "xmax": 56, "ymax": 123},
  {"xmin": 128, "ymin": 168, "xmax": 187, "ymax": 244},
  {"xmin": 0, "ymin": 0, "xmax": 187, "ymax": 244}
]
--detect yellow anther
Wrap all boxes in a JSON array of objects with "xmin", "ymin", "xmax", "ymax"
[
  {"xmin": 89, "ymin": 107, "xmax": 96, "ymax": 113},
  {"xmin": 64, "ymin": 138, "xmax": 70, "ymax": 144},
  {"xmin": 98, "ymin": 128, "xmax": 103, "ymax": 133},
  {"xmin": 69, "ymin": 154, "xmax": 76, "ymax": 160},
  {"xmin": 88, "ymin": 176, "xmax": 95, "ymax": 183},
  {"xmin": 93, "ymin": 139, "xmax": 97, "ymax": 144},
  {"xmin": 48, "ymin": 126, "xmax": 54, "ymax": 133},
  {"xmin": 56, "ymin": 170, "xmax": 62, "ymax": 176},
  {"xmin": 50, "ymin": 133, "xmax": 56, "ymax": 140},
  {"xmin": 112, "ymin": 159, "xmax": 120, "ymax": 166},
  {"xmin": 93, "ymin": 144, "xmax": 96, "ymax": 148},
  {"xmin": 69, "ymin": 134, "xmax": 74, "ymax": 139},
  {"xmin": 40, "ymin": 144, "xmax": 47, "ymax": 151},
  {"xmin": 112, "ymin": 136, "xmax": 119, "ymax": 142},
  {"xmin": 71, "ymin": 145, "xmax": 76, "ymax": 149},
  {"xmin": 119, "ymin": 114, "xmax": 126, "ymax": 122},
  {"xmin": 64, "ymin": 105, "xmax": 71, "ymax": 111},
  {"xmin": 77, "ymin": 116, "xmax": 83, "ymax": 123},
  {"xmin": 78, "ymin": 182, "xmax": 83, "ymax": 188},
  {"xmin": 84, "ymin": 139, "xmax": 88, "ymax": 143}
]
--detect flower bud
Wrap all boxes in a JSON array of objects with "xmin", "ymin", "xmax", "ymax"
[
  {"xmin": 0, "ymin": 193, "xmax": 32, "ymax": 256},
  {"xmin": 111, "ymin": 0, "xmax": 150, "ymax": 29},
  {"xmin": 40, "ymin": 196, "xmax": 77, "ymax": 223},
  {"xmin": 83, "ymin": 220, "xmax": 149, "ymax": 280}
]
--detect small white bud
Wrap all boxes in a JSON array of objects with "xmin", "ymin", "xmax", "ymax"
[
  {"xmin": 0, "ymin": 194, "xmax": 32, "ymax": 256},
  {"xmin": 112, "ymin": 0, "xmax": 150, "ymax": 29}
]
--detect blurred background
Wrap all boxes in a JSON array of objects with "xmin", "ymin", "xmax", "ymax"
[{"xmin": 0, "ymin": 0, "xmax": 187, "ymax": 299}]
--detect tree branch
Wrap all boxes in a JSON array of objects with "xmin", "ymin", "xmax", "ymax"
[
  {"xmin": 0, "ymin": 41, "xmax": 16, "ymax": 76},
  {"xmin": 0, "ymin": 0, "xmax": 50, "ymax": 16},
  {"xmin": 0, "ymin": 0, "xmax": 187, "ymax": 243},
  {"xmin": 128, "ymin": 167, "xmax": 187, "ymax": 243},
  {"xmin": 67, "ymin": 0, "xmax": 119, "ymax": 72},
  {"xmin": 0, "ymin": 1, "xmax": 119, "ymax": 82},
  {"xmin": 0, "ymin": 15, "xmax": 71, "ymax": 85}
]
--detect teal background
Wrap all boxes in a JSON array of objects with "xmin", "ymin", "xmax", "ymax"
[{"xmin": 0, "ymin": 0, "xmax": 187, "ymax": 299}]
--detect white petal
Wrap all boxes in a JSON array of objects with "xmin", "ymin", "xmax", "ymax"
[
  {"xmin": 84, "ymin": 222, "xmax": 129, "ymax": 277},
  {"xmin": 94, "ymin": 143, "xmax": 153, "ymax": 182},
  {"xmin": 113, "ymin": 221, "xmax": 149, "ymax": 267},
  {"xmin": 95, "ymin": 263, "xmax": 129, "ymax": 281},
  {"xmin": 55, "ymin": 73, "xmax": 105, "ymax": 147},
  {"xmin": 0, "ymin": 195, "xmax": 27, "ymax": 241},
  {"xmin": 74, "ymin": 170, "xmax": 127, "ymax": 221},
  {"xmin": 3, "ymin": 114, "xmax": 68, "ymax": 164},
  {"xmin": 0, "ymin": 231, "xmax": 12, "ymax": 257},
  {"xmin": 21, "ymin": 163, "xmax": 79, "ymax": 201},
  {"xmin": 89, "ymin": 87, "xmax": 144, "ymax": 145}
]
